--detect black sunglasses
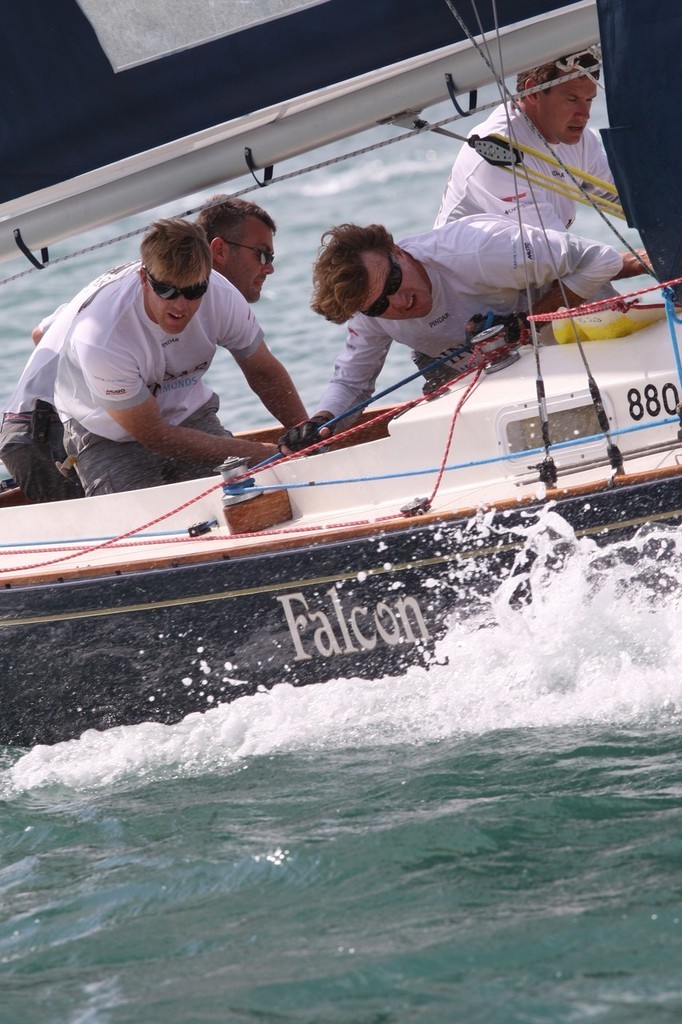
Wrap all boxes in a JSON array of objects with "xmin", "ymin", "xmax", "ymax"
[
  {"xmin": 361, "ymin": 251, "xmax": 402, "ymax": 317},
  {"xmin": 220, "ymin": 238, "xmax": 275, "ymax": 266},
  {"xmin": 145, "ymin": 268, "xmax": 209, "ymax": 301}
]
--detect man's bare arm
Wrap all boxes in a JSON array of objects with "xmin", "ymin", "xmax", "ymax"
[
  {"xmin": 237, "ymin": 341, "xmax": 308, "ymax": 427},
  {"xmin": 107, "ymin": 395, "xmax": 277, "ymax": 466}
]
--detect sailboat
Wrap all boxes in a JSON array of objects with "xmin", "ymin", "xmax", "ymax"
[{"xmin": 1, "ymin": 0, "xmax": 678, "ymax": 748}]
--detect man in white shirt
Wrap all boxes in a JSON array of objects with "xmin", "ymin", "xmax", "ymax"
[
  {"xmin": 1, "ymin": 204, "xmax": 302, "ymax": 500},
  {"xmin": 433, "ymin": 49, "xmax": 615, "ymax": 233},
  {"xmin": 278, "ymin": 218, "xmax": 647, "ymax": 451},
  {"xmin": 51, "ymin": 217, "xmax": 306, "ymax": 495},
  {"xmin": 196, "ymin": 194, "xmax": 277, "ymax": 304},
  {"xmin": 0, "ymin": 264, "xmax": 135, "ymax": 501}
]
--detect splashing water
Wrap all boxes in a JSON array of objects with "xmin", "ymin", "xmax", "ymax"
[{"xmin": 3, "ymin": 513, "xmax": 681, "ymax": 795}]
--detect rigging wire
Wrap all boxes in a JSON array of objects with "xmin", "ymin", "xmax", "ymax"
[
  {"xmin": 0, "ymin": 63, "xmax": 630, "ymax": 287},
  {"xmin": 439, "ymin": 0, "xmax": 643, "ymax": 478},
  {"xmin": 0, "ymin": 108, "xmax": 495, "ymax": 289},
  {"xmin": 445, "ymin": 0, "xmax": 561, "ymax": 483}
]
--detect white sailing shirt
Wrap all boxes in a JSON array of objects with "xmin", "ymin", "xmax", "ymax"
[
  {"xmin": 318, "ymin": 216, "xmax": 624, "ymax": 418},
  {"xmin": 433, "ymin": 102, "xmax": 616, "ymax": 231},
  {"xmin": 54, "ymin": 270, "xmax": 263, "ymax": 441},
  {"xmin": 2, "ymin": 261, "xmax": 138, "ymax": 417}
]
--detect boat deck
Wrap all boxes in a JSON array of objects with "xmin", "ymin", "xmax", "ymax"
[{"xmin": 3, "ymin": 328, "xmax": 682, "ymax": 585}]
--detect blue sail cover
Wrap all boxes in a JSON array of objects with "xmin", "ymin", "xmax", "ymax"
[
  {"xmin": 0, "ymin": 0, "xmax": 597, "ymax": 262},
  {"xmin": 598, "ymin": 0, "xmax": 682, "ymax": 283}
]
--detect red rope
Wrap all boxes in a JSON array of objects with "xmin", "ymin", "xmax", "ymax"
[
  {"xmin": 224, "ymin": 338, "xmax": 516, "ymax": 535},
  {"xmin": 1, "ymin": 338, "xmax": 518, "ymax": 574},
  {"xmin": 529, "ymin": 276, "xmax": 682, "ymax": 323},
  {"xmin": 424, "ymin": 368, "xmax": 484, "ymax": 509}
]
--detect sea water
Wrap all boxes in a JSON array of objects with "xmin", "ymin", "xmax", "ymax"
[{"xmin": 1, "ymin": 89, "xmax": 680, "ymax": 1023}]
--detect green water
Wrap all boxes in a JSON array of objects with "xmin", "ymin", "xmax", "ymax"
[
  {"xmin": 2, "ymin": 490, "xmax": 682, "ymax": 1023},
  {"xmin": 2, "ymin": 721, "xmax": 681, "ymax": 1023}
]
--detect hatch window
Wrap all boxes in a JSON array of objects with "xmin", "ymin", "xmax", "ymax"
[{"xmin": 498, "ymin": 391, "xmax": 610, "ymax": 473}]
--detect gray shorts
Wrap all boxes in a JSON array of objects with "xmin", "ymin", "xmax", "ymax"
[
  {"xmin": 63, "ymin": 394, "xmax": 232, "ymax": 495},
  {"xmin": 0, "ymin": 412, "xmax": 84, "ymax": 502}
]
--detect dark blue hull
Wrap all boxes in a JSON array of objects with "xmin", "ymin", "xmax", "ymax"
[{"xmin": 2, "ymin": 467, "xmax": 682, "ymax": 748}]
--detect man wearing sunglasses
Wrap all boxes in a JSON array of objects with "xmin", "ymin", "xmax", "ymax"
[
  {"xmin": 1, "ymin": 199, "xmax": 289, "ymax": 501},
  {"xmin": 51, "ymin": 217, "xmax": 307, "ymax": 495},
  {"xmin": 278, "ymin": 217, "xmax": 648, "ymax": 453},
  {"xmin": 196, "ymin": 195, "xmax": 276, "ymax": 304}
]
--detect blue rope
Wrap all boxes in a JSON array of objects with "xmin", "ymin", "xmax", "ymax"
[
  {"xmin": 662, "ymin": 285, "xmax": 682, "ymax": 390},
  {"xmin": 9, "ymin": 415, "xmax": 678, "ymax": 548},
  {"xmin": 252, "ymin": 342, "xmax": 476, "ymax": 472},
  {"xmin": 323, "ymin": 343, "xmax": 473, "ymax": 431},
  {"xmin": 247, "ymin": 415, "xmax": 681, "ymax": 494}
]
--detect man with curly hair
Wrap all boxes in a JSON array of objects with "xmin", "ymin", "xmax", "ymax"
[{"xmin": 278, "ymin": 218, "xmax": 647, "ymax": 453}]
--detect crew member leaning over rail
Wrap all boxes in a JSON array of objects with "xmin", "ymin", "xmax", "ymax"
[
  {"xmin": 0, "ymin": 200, "xmax": 298, "ymax": 500},
  {"xmin": 51, "ymin": 218, "xmax": 306, "ymax": 496},
  {"xmin": 278, "ymin": 217, "xmax": 649, "ymax": 453}
]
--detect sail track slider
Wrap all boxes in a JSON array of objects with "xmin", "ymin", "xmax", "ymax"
[
  {"xmin": 536, "ymin": 457, "xmax": 558, "ymax": 487},
  {"xmin": 445, "ymin": 74, "xmax": 478, "ymax": 117},
  {"xmin": 244, "ymin": 147, "xmax": 274, "ymax": 188},
  {"xmin": 13, "ymin": 229, "xmax": 49, "ymax": 269},
  {"xmin": 188, "ymin": 519, "xmax": 218, "ymax": 537}
]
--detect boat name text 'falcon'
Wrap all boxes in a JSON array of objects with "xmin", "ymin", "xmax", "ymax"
[{"xmin": 276, "ymin": 586, "xmax": 431, "ymax": 661}]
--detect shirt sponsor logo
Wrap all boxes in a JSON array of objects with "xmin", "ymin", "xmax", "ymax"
[
  {"xmin": 429, "ymin": 312, "xmax": 450, "ymax": 329},
  {"xmin": 105, "ymin": 388, "xmax": 127, "ymax": 395},
  {"xmin": 513, "ymin": 239, "xmax": 536, "ymax": 269},
  {"xmin": 152, "ymin": 375, "xmax": 199, "ymax": 396},
  {"xmin": 151, "ymin": 361, "xmax": 209, "ymax": 396}
]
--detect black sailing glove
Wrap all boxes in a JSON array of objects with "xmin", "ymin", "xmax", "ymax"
[{"xmin": 278, "ymin": 413, "xmax": 332, "ymax": 453}]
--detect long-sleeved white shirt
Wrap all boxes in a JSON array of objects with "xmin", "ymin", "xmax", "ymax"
[
  {"xmin": 318, "ymin": 216, "xmax": 623, "ymax": 418},
  {"xmin": 433, "ymin": 102, "xmax": 615, "ymax": 232}
]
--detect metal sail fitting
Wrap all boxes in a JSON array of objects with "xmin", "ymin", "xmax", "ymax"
[
  {"xmin": 244, "ymin": 147, "xmax": 274, "ymax": 188},
  {"xmin": 445, "ymin": 73, "xmax": 478, "ymax": 117},
  {"xmin": 469, "ymin": 134, "xmax": 523, "ymax": 168},
  {"xmin": 13, "ymin": 228, "xmax": 49, "ymax": 269}
]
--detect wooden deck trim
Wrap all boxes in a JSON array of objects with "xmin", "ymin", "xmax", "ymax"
[{"xmin": 4, "ymin": 459, "xmax": 682, "ymax": 589}]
